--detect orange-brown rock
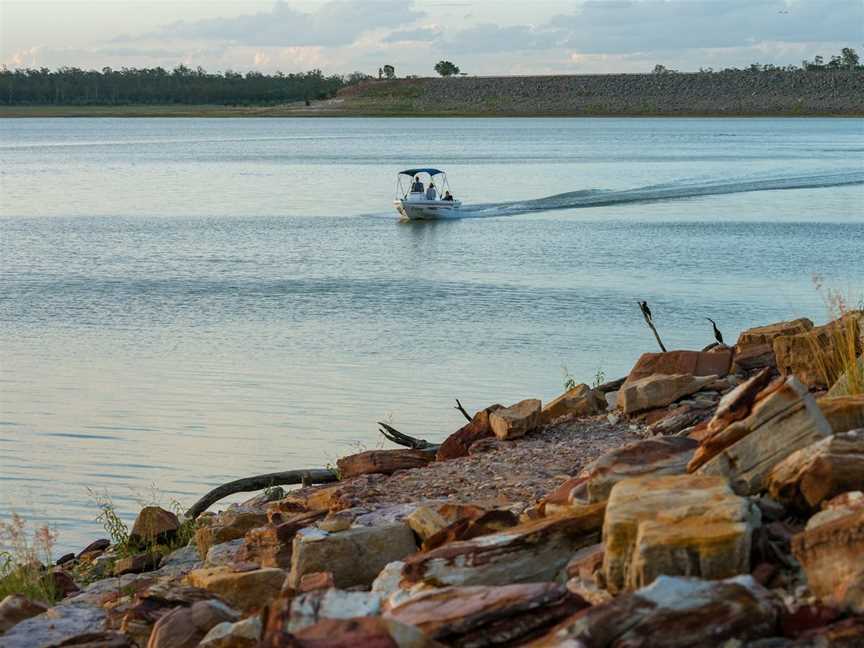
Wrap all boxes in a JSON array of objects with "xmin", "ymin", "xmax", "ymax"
[
  {"xmin": 489, "ymin": 398, "xmax": 541, "ymax": 440},
  {"xmin": 435, "ymin": 405, "xmax": 501, "ymax": 461},
  {"xmin": 336, "ymin": 448, "xmax": 435, "ymax": 479},
  {"xmin": 792, "ymin": 493, "xmax": 864, "ymax": 613},
  {"xmin": 421, "ymin": 508, "xmax": 520, "ymax": 551},
  {"xmin": 129, "ymin": 506, "xmax": 179, "ymax": 546},
  {"xmin": 0, "ymin": 594, "xmax": 48, "ymax": 634},
  {"xmin": 405, "ymin": 506, "xmax": 449, "ymax": 543},
  {"xmin": 298, "ymin": 572, "xmax": 335, "ymax": 593},
  {"xmin": 186, "ymin": 567, "xmax": 287, "ymax": 612},
  {"xmin": 645, "ymin": 404, "xmax": 705, "ymax": 436},
  {"xmin": 540, "ymin": 384, "xmax": 605, "ymax": 424},
  {"xmin": 402, "ymin": 503, "xmax": 605, "ymax": 587},
  {"xmin": 146, "ymin": 599, "xmax": 240, "ymax": 648},
  {"xmin": 774, "ymin": 313, "xmax": 863, "ymax": 389},
  {"xmin": 114, "ymin": 551, "xmax": 161, "ymax": 576},
  {"xmin": 565, "ymin": 543, "xmax": 604, "ymax": 582},
  {"xmin": 243, "ymin": 510, "xmax": 326, "ymax": 569},
  {"xmin": 737, "ymin": 317, "xmax": 814, "ymax": 348},
  {"xmin": 626, "ymin": 349, "xmax": 732, "ymax": 383},
  {"xmin": 532, "ymin": 575, "xmax": 781, "ymax": 648},
  {"xmin": 384, "ymin": 583, "xmax": 588, "ymax": 647},
  {"xmin": 767, "ymin": 431, "xmax": 864, "ymax": 511},
  {"xmin": 732, "ymin": 343, "xmax": 776, "ymax": 372},
  {"xmin": 619, "ymin": 374, "xmax": 717, "ymax": 415},
  {"xmin": 695, "ymin": 376, "xmax": 833, "ymax": 495},
  {"xmin": 819, "ymin": 395, "xmax": 864, "ymax": 433},
  {"xmin": 261, "ymin": 616, "xmax": 439, "ymax": 648},
  {"xmin": 195, "ymin": 507, "xmax": 269, "ymax": 559},
  {"xmin": 602, "ymin": 474, "xmax": 759, "ymax": 593}
]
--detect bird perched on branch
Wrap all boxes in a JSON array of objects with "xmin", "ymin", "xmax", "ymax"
[
  {"xmin": 706, "ymin": 317, "xmax": 724, "ymax": 345},
  {"xmin": 638, "ymin": 300, "xmax": 653, "ymax": 323}
]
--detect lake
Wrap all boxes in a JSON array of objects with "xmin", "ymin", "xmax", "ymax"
[{"xmin": 1, "ymin": 117, "xmax": 862, "ymax": 552}]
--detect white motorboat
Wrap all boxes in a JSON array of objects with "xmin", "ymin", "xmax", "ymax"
[{"xmin": 393, "ymin": 168, "xmax": 462, "ymax": 220}]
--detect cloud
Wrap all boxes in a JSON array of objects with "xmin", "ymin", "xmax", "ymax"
[
  {"xmin": 383, "ymin": 27, "xmax": 441, "ymax": 43},
  {"xmin": 150, "ymin": 0, "xmax": 424, "ymax": 47}
]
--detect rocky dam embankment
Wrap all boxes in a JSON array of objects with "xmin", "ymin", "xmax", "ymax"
[{"xmin": 333, "ymin": 70, "xmax": 864, "ymax": 116}]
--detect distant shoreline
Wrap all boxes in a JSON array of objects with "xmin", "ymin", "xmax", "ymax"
[{"xmin": 1, "ymin": 105, "xmax": 862, "ymax": 118}]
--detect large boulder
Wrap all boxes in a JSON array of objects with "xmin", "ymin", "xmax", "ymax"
[
  {"xmin": 541, "ymin": 436, "xmax": 698, "ymax": 512},
  {"xmin": 287, "ymin": 522, "xmax": 417, "ymax": 589},
  {"xmin": 436, "ymin": 405, "xmax": 501, "ymax": 461},
  {"xmin": 146, "ymin": 599, "xmax": 240, "ymax": 648},
  {"xmin": 279, "ymin": 589, "xmax": 383, "ymax": 633},
  {"xmin": 792, "ymin": 492, "xmax": 864, "ymax": 613},
  {"xmin": 695, "ymin": 376, "xmax": 833, "ymax": 495},
  {"xmin": 129, "ymin": 506, "xmax": 179, "ymax": 546},
  {"xmin": 185, "ymin": 567, "xmax": 286, "ymax": 612},
  {"xmin": 819, "ymin": 395, "xmax": 864, "ymax": 434},
  {"xmin": 337, "ymin": 449, "xmax": 435, "ymax": 479},
  {"xmin": 733, "ymin": 317, "xmax": 814, "ymax": 372},
  {"xmin": 0, "ymin": 595, "xmax": 48, "ymax": 634},
  {"xmin": 540, "ymin": 384, "xmax": 605, "ymax": 424},
  {"xmin": 0, "ymin": 603, "xmax": 106, "ymax": 648},
  {"xmin": 767, "ymin": 430, "xmax": 864, "ymax": 511},
  {"xmin": 195, "ymin": 507, "xmax": 269, "ymax": 559},
  {"xmin": 489, "ymin": 399, "xmax": 541, "ymax": 440},
  {"xmin": 242, "ymin": 510, "xmax": 325, "ymax": 569},
  {"xmin": 532, "ymin": 575, "xmax": 781, "ymax": 648},
  {"xmin": 619, "ymin": 374, "xmax": 717, "ymax": 415},
  {"xmin": 384, "ymin": 583, "xmax": 587, "ymax": 647},
  {"xmin": 602, "ymin": 474, "xmax": 759, "ymax": 594},
  {"xmin": 401, "ymin": 502, "xmax": 605, "ymax": 588},
  {"xmin": 625, "ymin": 350, "xmax": 732, "ymax": 383},
  {"xmin": 114, "ymin": 583, "xmax": 219, "ymax": 648},
  {"xmin": 198, "ymin": 616, "xmax": 261, "ymax": 648},
  {"xmin": 774, "ymin": 312, "xmax": 863, "ymax": 389}
]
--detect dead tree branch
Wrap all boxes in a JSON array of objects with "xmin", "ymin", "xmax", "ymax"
[
  {"xmin": 638, "ymin": 300, "xmax": 667, "ymax": 352},
  {"xmin": 377, "ymin": 421, "xmax": 438, "ymax": 450},
  {"xmin": 454, "ymin": 398, "xmax": 473, "ymax": 422}
]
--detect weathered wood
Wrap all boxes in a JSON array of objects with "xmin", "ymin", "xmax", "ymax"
[
  {"xmin": 185, "ymin": 469, "xmax": 337, "ymax": 520},
  {"xmin": 377, "ymin": 421, "xmax": 438, "ymax": 450},
  {"xmin": 454, "ymin": 398, "xmax": 473, "ymax": 422},
  {"xmin": 337, "ymin": 448, "xmax": 436, "ymax": 479}
]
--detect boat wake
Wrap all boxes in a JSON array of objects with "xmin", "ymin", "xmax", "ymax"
[{"xmin": 447, "ymin": 169, "xmax": 864, "ymax": 219}]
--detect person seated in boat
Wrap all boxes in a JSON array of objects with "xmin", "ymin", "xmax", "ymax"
[
  {"xmin": 410, "ymin": 176, "xmax": 424, "ymax": 193},
  {"xmin": 425, "ymin": 182, "xmax": 438, "ymax": 200},
  {"xmin": 443, "ymin": 191, "xmax": 454, "ymax": 201}
]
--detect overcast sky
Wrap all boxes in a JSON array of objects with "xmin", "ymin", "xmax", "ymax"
[{"xmin": 2, "ymin": 0, "xmax": 862, "ymax": 75}]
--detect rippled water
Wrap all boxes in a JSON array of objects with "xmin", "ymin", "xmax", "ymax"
[{"xmin": 1, "ymin": 117, "xmax": 862, "ymax": 552}]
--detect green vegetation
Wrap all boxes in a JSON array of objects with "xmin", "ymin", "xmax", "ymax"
[
  {"xmin": 656, "ymin": 47, "xmax": 862, "ymax": 74},
  {"xmin": 0, "ymin": 513, "xmax": 59, "ymax": 604},
  {"xmin": 434, "ymin": 60, "xmax": 460, "ymax": 77}
]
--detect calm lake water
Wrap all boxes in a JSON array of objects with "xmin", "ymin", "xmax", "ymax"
[{"xmin": 1, "ymin": 117, "xmax": 863, "ymax": 552}]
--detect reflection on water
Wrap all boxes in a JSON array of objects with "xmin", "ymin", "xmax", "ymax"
[{"xmin": 1, "ymin": 117, "xmax": 862, "ymax": 551}]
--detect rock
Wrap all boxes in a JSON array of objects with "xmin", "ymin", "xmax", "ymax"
[
  {"xmin": 146, "ymin": 599, "xmax": 240, "ymax": 648},
  {"xmin": 819, "ymin": 395, "xmax": 864, "ymax": 433},
  {"xmin": 113, "ymin": 552, "xmax": 161, "ymax": 576},
  {"xmin": 565, "ymin": 576, "xmax": 613, "ymax": 606},
  {"xmin": 156, "ymin": 545, "xmax": 202, "ymax": 578},
  {"xmin": 791, "ymin": 616, "xmax": 864, "ymax": 647},
  {"xmin": 540, "ymin": 384, "xmax": 605, "ymax": 424},
  {"xmin": 489, "ymin": 398, "xmax": 541, "ymax": 440},
  {"xmin": 317, "ymin": 510, "xmax": 355, "ymax": 533},
  {"xmin": 421, "ymin": 508, "xmax": 519, "ymax": 551},
  {"xmin": 76, "ymin": 538, "xmax": 110, "ymax": 560},
  {"xmin": 50, "ymin": 631, "xmax": 136, "ymax": 647},
  {"xmin": 262, "ymin": 616, "xmax": 439, "ymax": 648},
  {"xmin": 738, "ymin": 317, "xmax": 814, "ymax": 348},
  {"xmin": 47, "ymin": 567, "xmax": 80, "ymax": 598},
  {"xmin": 828, "ymin": 355, "xmax": 864, "ymax": 397},
  {"xmin": 385, "ymin": 583, "xmax": 587, "ymax": 647},
  {"xmin": 284, "ymin": 589, "xmax": 384, "ymax": 632},
  {"xmin": 198, "ymin": 616, "xmax": 261, "ymax": 648},
  {"xmin": 195, "ymin": 508, "xmax": 269, "ymax": 559},
  {"xmin": 205, "ymin": 539, "xmax": 246, "ymax": 567},
  {"xmin": 405, "ymin": 507, "xmax": 448, "ymax": 543},
  {"xmin": 186, "ymin": 567, "xmax": 286, "ymax": 612},
  {"xmin": 56, "ymin": 553, "xmax": 76, "ymax": 566},
  {"xmin": 0, "ymin": 594, "xmax": 48, "ymax": 634},
  {"xmin": 337, "ymin": 449, "xmax": 435, "ymax": 479},
  {"xmin": 706, "ymin": 367, "xmax": 775, "ymax": 436},
  {"xmin": 114, "ymin": 583, "xmax": 220, "ymax": 647},
  {"xmin": 774, "ymin": 313, "xmax": 863, "ymax": 389},
  {"xmin": 435, "ymin": 405, "xmax": 501, "ymax": 461},
  {"xmin": 401, "ymin": 502, "xmax": 605, "ymax": 588},
  {"xmin": 564, "ymin": 543, "xmax": 605, "ymax": 582},
  {"xmin": 542, "ymin": 436, "xmax": 698, "ymax": 511},
  {"xmin": 533, "ymin": 575, "xmax": 780, "ymax": 648},
  {"xmin": 792, "ymin": 494, "xmax": 864, "ymax": 612},
  {"xmin": 243, "ymin": 510, "xmax": 326, "ymax": 569},
  {"xmin": 767, "ymin": 430, "xmax": 864, "ymax": 511},
  {"xmin": 626, "ymin": 350, "xmax": 733, "ymax": 383},
  {"xmin": 732, "ymin": 343, "xmax": 776, "ymax": 373},
  {"xmin": 602, "ymin": 474, "xmax": 759, "ymax": 594},
  {"xmin": 0, "ymin": 603, "xmax": 105, "ymax": 648},
  {"xmin": 287, "ymin": 523, "xmax": 417, "ymax": 590},
  {"xmin": 645, "ymin": 405, "xmax": 705, "ymax": 436},
  {"xmin": 619, "ymin": 374, "xmax": 718, "ymax": 415},
  {"xmin": 129, "ymin": 506, "xmax": 179, "ymax": 546},
  {"xmin": 696, "ymin": 376, "xmax": 833, "ymax": 495},
  {"xmin": 298, "ymin": 572, "xmax": 335, "ymax": 592}
]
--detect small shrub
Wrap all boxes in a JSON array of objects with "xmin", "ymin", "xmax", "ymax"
[
  {"xmin": 0, "ymin": 513, "xmax": 59, "ymax": 603},
  {"xmin": 808, "ymin": 277, "xmax": 863, "ymax": 394},
  {"xmin": 561, "ymin": 365, "xmax": 577, "ymax": 391}
]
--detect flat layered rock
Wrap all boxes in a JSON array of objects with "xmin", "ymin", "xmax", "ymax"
[
  {"xmin": 186, "ymin": 567, "xmax": 286, "ymax": 612},
  {"xmin": 532, "ymin": 575, "xmax": 781, "ymax": 648},
  {"xmin": 242, "ymin": 510, "xmax": 327, "ymax": 569},
  {"xmin": 401, "ymin": 503, "xmax": 605, "ymax": 588},
  {"xmin": 602, "ymin": 474, "xmax": 759, "ymax": 593},
  {"xmin": 261, "ymin": 616, "xmax": 440, "ymax": 648},
  {"xmin": 619, "ymin": 374, "xmax": 717, "ymax": 415},
  {"xmin": 540, "ymin": 384, "xmax": 605, "ymax": 424},
  {"xmin": 490, "ymin": 398, "xmax": 541, "ymax": 440},
  {"xmin": 147, "ymin": 599, "xmax": 240, "ymax": 648},
  {"xmin": 337, "ymin": 449, "xmax": 435, "ymax": 479},
  {"xmin": 0, "ymin": 603, "xmax": 106, "ymax": 648},
  {"xmin": 792, "ymin": 494, "xmax": 864, "ymax": 613},
  {"xmin": 195, "ymin": 507, "xmax": 270, "ymax": 559},
  {"xmin": 286, "ymin": 589, "xmax": 384, "ymax": 633},
  {"xmin": 626, "ymin": 350, "xmax": 732, "ymax": 383},
  {"xmin": 767, "ymin": 430, "xmax": 864, "ymax": 511},
  {"xmin": 819, "ymin": 395, "xmax": 864, "ymax": 434},
  {"xmin": 0, "ymin": 595, "xmax": 48, "ymax": 635},
  {"xmin": 696, "ymin": 376, "xmax": 833, "ymax": 495},
  {"xmin": 774, "ymin": 312, "xmax": 863, "ymax": 389},
  {"xmin": 436, "ymin": 405, "xmax": 501, "ymax": 461},
  {"xmin": 737, "ymin": 317, "xmax": 814, "ymax": 348},
  {"xmin": 385, "ymin": 583, "xmax": 587, "ymax": 647}
]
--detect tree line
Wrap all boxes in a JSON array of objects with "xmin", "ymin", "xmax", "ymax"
[
  {"xmin": 654, "ymin": 47, "xmax": 862, "ymax": 74},
  {"xmin": 0, "ymin": 65, "xmax": 363, "ymax": 106}
]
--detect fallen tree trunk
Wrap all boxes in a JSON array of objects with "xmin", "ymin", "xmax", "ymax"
[
  {"xmin": 377, "ymin": 422, "xmax": 439, "ymax": 450},
  {"xmin": 185, "ymin": 469, "xmax": 337, "ymax": 519}
]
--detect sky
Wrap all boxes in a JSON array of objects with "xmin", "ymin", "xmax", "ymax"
[{"xmin": 1, "ymin": 0, "xmax": 862, "ymax": 76}]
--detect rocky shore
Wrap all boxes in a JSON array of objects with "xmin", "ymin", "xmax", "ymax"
[{"xmin": 2, "ymin": 311, "xmax": 864, "ymax": 647}]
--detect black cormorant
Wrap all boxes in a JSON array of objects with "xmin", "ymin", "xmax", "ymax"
[{"xmin": 706, "ymin": 317, "xmax": 724, "ymax": 344}]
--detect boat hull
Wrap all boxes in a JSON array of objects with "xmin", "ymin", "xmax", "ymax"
[{"xmin": 394, "ymin": 199, "xmax": 462, "ymax": 220}]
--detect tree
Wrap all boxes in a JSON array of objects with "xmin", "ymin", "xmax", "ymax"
[
  {"xmin": 434, "ymin": 60, "xmax": 460, "ymax": 77},
  {"xmin": 652, "ymin": 64, "xmax": 668, "ymax": 74},
  {"xmin": 841, "ymin": 47, "xmax": 860, "ymax": 68},
  {"xmin": 382, "ymin": 64, "xmax": 395, "ymax": 79}
]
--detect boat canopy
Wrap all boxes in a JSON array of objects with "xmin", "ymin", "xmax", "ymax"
[{"xmin": 398, "ymin": 168, "xmax": 444, "ymax": 177}]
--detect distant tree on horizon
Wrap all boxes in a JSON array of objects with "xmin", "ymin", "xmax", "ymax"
[
  {"xmin": 434, "ymin": 60, "xmax": 460, "ymax": 77},
  {"xmin": 383, "ymin": 64, "xmax": 396, "ymax": 79}
]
